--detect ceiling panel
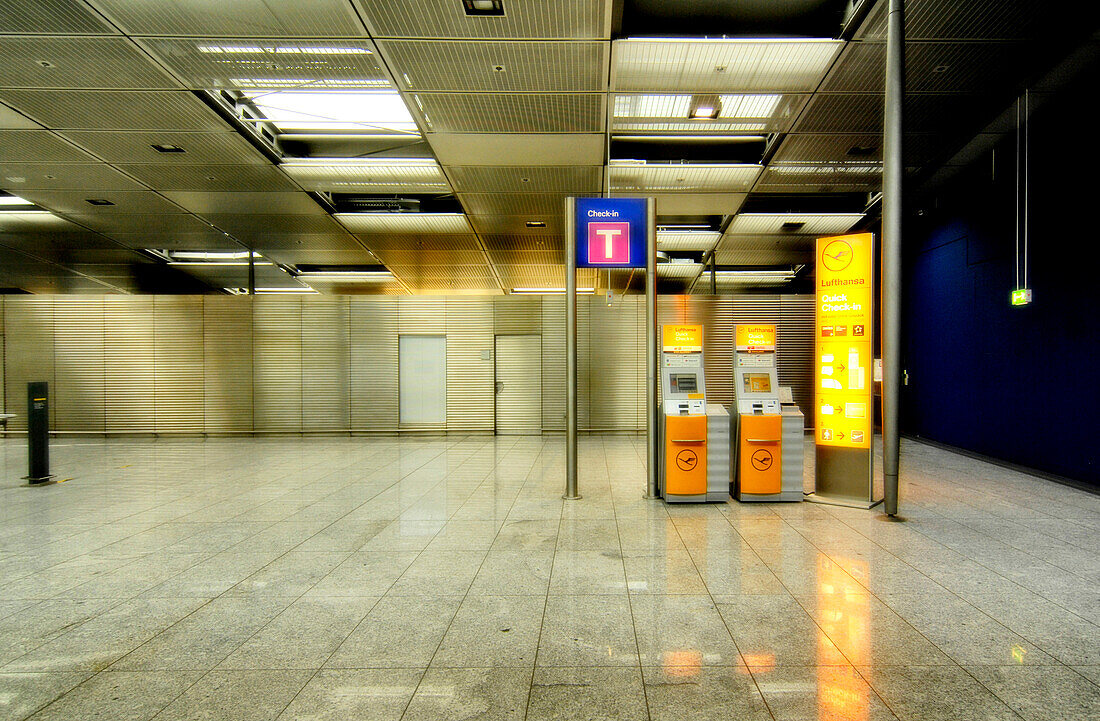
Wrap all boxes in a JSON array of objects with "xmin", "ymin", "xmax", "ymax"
[
  {"xmin": 497, "ymin": 265, "xmax": 598, "ymax": 290},
  {"xmin": 725, "ymin": 213, "xmax": 864, "ymax": 236},
  {"xmin": 0, "ymin": 101, "xmax": 41, "ymax": 129},
  {"xmin": 247, "ymin": 232, "xmax": 364, "ymax": 251},
  {"xmin": 717, "ymin": 234, "xmax": 817, "ymax": 252},
  {"xmin": 412, "ymin": 92, "xmax": 605, "ymax": 133},
  {"xmin": 755, "ymin": 163, "xmax": 881, "ymax": 192},
  {"xmin": 16, "ymin": 190, "xmax": 187, "ymax": 215},
  {"xmin": 60, "ymin": 211, "xmax": 215, "ymax": 235},
  {"xmin": 281, "ymin": 159, "xmax": 450, "ymax": 194},
  {"xmin": 486, "ymin": 248, "xmax": 562, "ymax": 265},
  {"xmin": 446, "ymin": 165, "xmax": 602, "ymax": 194},
  {"xmin": 0, "ymin": 161, "xmax": 147, "ymax": 191},
  {"xmin": 656, "ymin": 231, "xmax": 721, "ymax": 252},
  {"xmin": 609, "ymin": 163, "xmax": 760, "ymax": 193},
  {"xmin": 257, "ymin": 248, "xmax": 377, "ymax": 266},
  {"xmin": 138, "ymin": 38, "xmax": 388, "ymax": 90},
  {"xmin": 379, "ymin": 40, "xmax": 609, "ymax": 92},
  {"xmin": 202, "ymin": 213, "xmax": 348, "ymax": 238},
  {"xmin": 428, "ymin": 133, "xmax": 605, "ymax": 166},
  {"xmin": 357, "ymin": 233, "xmax": 482, "ymax": 251},
  {"xmin": 0, "ymin": 0, "xmax": 119, "ymax": 34},
  {"xmin": 115, "ymin": 163, "xmax": 298, "ymax": 192},
  {"xmin": 822, "ymin": 41, "xmax": 1026, "ymax": 94},
  {"xmin": 469, "ymin": 215, "xmax": 562, "ymax": 236},
  {"xmin": 0, "ymin": 129, "xmax": 96, "ymax": 162},
  {"xmin": 774, "ymin": 133, "xmax": 883, "ymax": 163},
  {"xmin": 614, "ymin": 192, "xmax": 747, "ymax": 216},
  {"xmin": 481, "ymin": 235, "xmax": 564, "ymax": 253},
  {"xmin": 613, "ymin": 39, "xmax": 842, "ymax": 92},
  {"xmin": 107, "ymin": 229, "xmax": 247, "ymax": 250},
  {"xmin": 93, "ymin": 0, "xmax": 366, "ymax": 37},
  {"xmin": 459, "ymin": 193, "xmax": 574, "ymax": 217},
  {"xmin": 656, "ymin": 261, "xmax": 703, "ymax": 279},
  {"xmin": 174, "ymin": 261, "xmax": 297, "ymax": 289},
  {"xmin": 355, "ymin": 0, "xmax": 607, "ymax": 39},
  {"xmin": 788, "ymin": 92, "xmax": 883, "ymax": 133},
  {"xmin": 0, "ymin": 37, "xmax": 178, "ymax": 89},
  {"xmin": 0, "ymin": 90, "xmax": 230, "ymax": 131},
  {"xmin": 856, "ymin": 0, "xmax": 1054, "ymax": 41},
  {"xmin": 370, "ymin": 248, "xmax": 487, "ymax": 265},
  {"xmin": 611, "ymin": 92, "xmax": 808, "ymax": 134},
  {"xmin": 0, "ymin": 210, "xmax": 89, "ymax": 232},
  {"xmin": 335, "ymin": 213, "xmax": 472, "ymax": 234},
  {"xmin": 794, "ymin": 92, "xmax": 1000, "ymax": 134},
  {"xmin": 61, "ymin": 130, "xmax": 267, "ymax": 165},
  {"xmin": 713, "ymin": 248, "xmax": 813, "ymax": 266},
  {"xmin": 162, "ymin": 191, "xmax": 325, "ymax": 215}
]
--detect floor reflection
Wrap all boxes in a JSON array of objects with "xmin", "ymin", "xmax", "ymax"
[{"xmin": 816, "ymin": 554, "xmax": 869, "ymax": 721}]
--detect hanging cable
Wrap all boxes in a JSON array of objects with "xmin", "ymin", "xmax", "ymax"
[{"xmin": 1024, "ymin": 88, "xmax": 1030, "ymax": 289}]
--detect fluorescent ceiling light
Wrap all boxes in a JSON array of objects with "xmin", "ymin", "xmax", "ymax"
[
  {"xmin": 198, "ymin": 45, "xmax": 372, "ymax": 55},
  {"xmin": 240, "ymin": 90, "xmax": 418, "ymax": 134},
  {"xmin": 719, "ymin": 94, "xmax": 781, "ymax": 118},
  {"xmin": 165, "ymin": 250, "xmax": 259, "ymax": 261},
  {"xmin": 295, "ymin": 271, "xmax": 395, "ymax": 283},
  {"xmin": 0, "ymin": 194, "xmax": 34, "ymax": 207},
  {"xmin": 512, "ymin": 287, "xmax": 595, "ymax": 294},
  {"xmin": 614, "ymin": 95, "xmax": 691, "ymax": 118},
  {"xmin": 255, "ymin": 287, "xmax": 318, "ymax": 294},
  {"xmin": 617, "ymin": 135, "xmax": 767, "ymax": 142},
  {"xmin": 168, "ymin": 261, "xmax": 272, "ymax": 267},
  {"xmin": 230, "ymin": 78, "xmax": 391, "ymax": 89}
]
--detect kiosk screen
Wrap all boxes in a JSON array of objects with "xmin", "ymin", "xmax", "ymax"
[
  {"xmin": 743, "ymin": 373, "xmax": 772, "ymax": 394},
  {"xmin": 670, "ymin": 374, "xmax": 698, "ymax": 393}
]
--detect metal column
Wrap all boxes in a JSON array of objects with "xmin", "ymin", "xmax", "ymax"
[
  {"xmin": 26, "ymin": 382, "xmax": 51, "ymax": 485},
  {"xmin": 882, "ymin": 0, "xmax": 905, "ymax": 516},
  {"xmin": 564, "ymin": 198, "xmax": 580, "ymax": 500},
  {"xmin": 645, "ymin": 198, "xmax": 659, "ymax": 498}
]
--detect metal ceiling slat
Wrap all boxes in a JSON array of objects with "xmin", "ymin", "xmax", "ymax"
[
  {"xmin": 446, "ymin": 166, "xmax": 602, "ymax": 194},
  {"xmin": 0, "ymin": 130, "xmax": 95, "ymax": 162},
  {"xmin": 356, "ymin": 0, "xmax": 607, "ymax": 39},
  {"xmin": 379, "ymin": 40, "xmax": 609, "ymax": 92},
  {"xmin": 15, "ymin": 190, "xmax": 187, "ymax": 215},
  {"xmin": 93, "ymin": 0, "xmax": 366, "ymax": 37},
  {"xmin": 61, "ymin": 131, "xmax": 267, "ymax": 165},
  {"xmin": 281, "ymin": 161, "xmax": 451, "ymax": 194},
  {"xmin": 335, "ymin": 213, "xmax": 472, "ymax": 235},
  {"xmin": 613, "ymin": 39, "xmax": 842, "ymax": 93},
  {"xmin": 0, "ymin": 161, "xmax": 148, "ymax": 190},
  {"xmin": 138, "ymin": 38, "xmax": 388, "ymax": 90},
  {"xmin": 0, "ymin": 37, "xmax": 178, "ymax": 89},
  {"xmin": 412, "ymin": 92, "xmax": 605, "ymax": 133},
  {"xmin": 114, "ymin": 163, "xmax": 298, "ymax": 192},
  {"xmin": 0, "ymin": 0, "xmax": 118, "ymax": 34},
  {"xmin": 609, "ymin": 164, "xmax": 761, "ymax": 193},
  {"xmin": 0, "ymin": 90, "xmax": 228, "ymax": 131}
]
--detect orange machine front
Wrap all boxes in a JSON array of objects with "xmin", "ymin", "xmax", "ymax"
[
  {"xmin": 665, "ymin": 414, "xmax": 707, "ymax": 496},
  {"xmin": 739, "ymin": 414, "xmax": 782, "ymax": 494}
]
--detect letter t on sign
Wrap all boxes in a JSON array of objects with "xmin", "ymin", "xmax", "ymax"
[{"xmin": 587, "ymin": 222, "xmax": 630, "ymax": 264}]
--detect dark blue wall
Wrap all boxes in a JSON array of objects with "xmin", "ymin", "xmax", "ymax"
[{"xmin": 902, "ymin": 90, "xmax": 1100, "ymax": 487}]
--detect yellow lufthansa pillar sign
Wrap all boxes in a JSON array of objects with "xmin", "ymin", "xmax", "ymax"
[{"xmin": 811, "ymin": 233, "xmax": 877, "ymax": 505}]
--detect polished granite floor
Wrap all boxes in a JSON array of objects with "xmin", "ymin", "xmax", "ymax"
[{"xmin": 0, "ymin": 434, "xmax": 1097, "ymax": 720}]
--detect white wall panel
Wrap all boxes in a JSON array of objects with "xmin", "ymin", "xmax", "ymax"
[
  {"xmin": 53, "ymin": 297, "xmax": 105, "ymax": 432},
  {"xmin": 446, "ymin": 298, "xmax": 494, "ymax": 431},
  {"xmin": 203, "ymin": 296, "xmax": 252, "ymax": 432},
  {"xmin": 350, "ymin": 297, "xmax": 398, "ymax": 431},
  {"xmin": 105, "ymin": 296, "xmax": 154, "ymax": 432},
  {"xmin": 3, "ymin": 297, "xmax": 55, "ymax": 431},
  {"xmin": 253, "ymin": 296, "xmax": 302, "ymax": 432},
  {"xmin": 302, "ymin": 297, "xmax": 349, "ymax": 432},
  {"xmin": 154, "ymin": 296, "xmax": 203, "ymax": 432}
]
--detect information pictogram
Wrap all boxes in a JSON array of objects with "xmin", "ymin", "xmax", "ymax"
[
  {"xmin": 750, "ymin": 449, "xmax": 773, "ymax": 471},
  {"xmin": 675, "ymin": 449, "xmax": 698, "ymax": 471}
]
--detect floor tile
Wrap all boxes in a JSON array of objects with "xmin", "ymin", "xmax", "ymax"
[
  {"xmin": 750, "ymin": 665, "xmax": 899, "ymax": 721},
  {"xmin": 527, "ymin": 666, "xmax": 647, "ymax": 721},
  {"xmin": 402, "ymin": 667, "xmax": 530, "ymax": 721},
  {"xmin": 152, "ymin": 669, "xmax": 311, "ymax": 721},
  {"xmin": 630, "ymin": 595, "xmax": 743, "ymax": 667},
  {"xmin": 537, "ymin": 595, "xmax": 638, "ymax": 667},
  {"xmin": 642, "ymin": 664, "xmax": 772, "ymax": 721},
  {"xmin": 0, "ymin": 672, "xmax": 90, "ymax": 720},
  {"xmin": 861, "ymin": 665, "xmax": 1020, "ymax": 721},
  {"xmin": 432, "ymin": 595, "xmax": 543, "ymax": 668},
  {"xmin": 274, "ymin": 669, "xmax": 421, "ymax": 721},
  {"xmin": 325, "ymin": 595, "xmax": 462, "ymax": 669},
  {"xmin": 967, "ymin": 665, "xmax": 1100, "ymax": 721},
  {"xmin": 25, "ymin": 670, "xmax": 203, "ymax": 721}
]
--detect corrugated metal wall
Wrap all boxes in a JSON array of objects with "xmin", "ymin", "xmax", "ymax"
[{"xmin": 0, "ymin": 294, "xmax": 814, "ymax": 434}]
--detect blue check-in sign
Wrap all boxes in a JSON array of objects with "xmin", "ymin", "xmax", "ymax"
[{"xmin": 575, "ymin": 198, "xmax": 648, "ymax": 268}]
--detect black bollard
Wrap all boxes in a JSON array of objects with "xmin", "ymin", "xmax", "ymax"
[{"xmin": 26, "ymin": 381, "xmax": 52, "ymax": 485}]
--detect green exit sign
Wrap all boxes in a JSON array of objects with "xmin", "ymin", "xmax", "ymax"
[{"xmin": 1011, "ymin": 288, "xmax": 1032, "ymax": 306}]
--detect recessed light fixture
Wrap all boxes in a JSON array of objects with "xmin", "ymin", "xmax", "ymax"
[
  {"xmin": 688, "ymin": 94, "xmax": 721, "ymax": 119},
  {"xmin": 932, "ymin": 65, "xmax": 950, "ymax": 73},
  {"xmin": 464, "ymin": 0, "xmax": 505, "ymax": 17},
  {"xmin": 846, "ymin": 145, "xmax": 877, "ymax": 157},
  {"xmin": 780, "ymin": 221, "xmax": 806, "ymax": 231},
  {"xmin": 85, "ymin": 198, "xmax": 115, "ymax": 206},
  {"xmin": 525, "ymin": 220, "xmax": 546, "ymax": 228},
  {"xmin": 37, "ymin": 60, "xmax": 55, "ymax": 68},
  {"xmin": 152, "ymin": 143, "xmax": 186, "ymax": 153},
  {"xmin": 492, "ymin": 64, "xmax": 506, "ymax": 72}
]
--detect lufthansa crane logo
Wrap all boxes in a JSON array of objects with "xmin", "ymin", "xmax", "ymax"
[{"xmin": 821, "ymin": 239, "xmax": 854, "ymax": 272}]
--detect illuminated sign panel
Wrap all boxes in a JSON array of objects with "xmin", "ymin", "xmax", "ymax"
[
  {"xmin": 575, "ymin": 198, "xmax": 647, "ymax": 268},
  {"xmin": 735, "ymin": 324, "xmax": 776, "ymax": 352},
  {"xmin": 815, "ymin": 233, "xmax": 873, "ymax": 450},
  {"xmin": 662, "ymin": 324, "xmax": 703, "ymax": 353}
]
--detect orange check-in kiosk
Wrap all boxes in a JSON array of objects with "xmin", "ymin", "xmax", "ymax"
[
  {"xmin": 732, "ymin": 325, "xmax": 803, "ymax": 502},
  {"xmin": 660, "ymin": 325, "xmax": 729, "ymax": 502}
]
